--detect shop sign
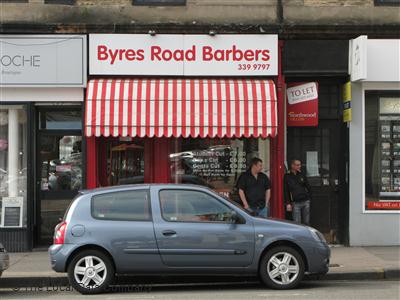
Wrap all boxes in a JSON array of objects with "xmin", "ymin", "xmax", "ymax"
[
  {"xmin": 349, "ymin": 35, "xmax": 367, "ymax": 82},
  {"xmin": 0, "ymin": 35, "xmax": 87, "ymax": 87},
  {"xmin": 367, "ymin": 202, "xmax": 400, "ymax": 210},
  {"xmin": 286, "ymin": 82, "xmax": 318, "ymax": 127},
  {"xmin": 343, "ymin": 81, "xmax": 352, "ymax": 123},
  {"xmin": 89, "ymin": 34, "xmax": 278, "ymax": 76},
  {"xmin": 1, "ymin": 197, "xmax": 23, "ymax": 227}
]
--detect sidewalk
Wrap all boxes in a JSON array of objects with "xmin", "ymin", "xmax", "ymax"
[{"xmin": 0, "ymin": 246, "xmax": 399, "ymax": 288}]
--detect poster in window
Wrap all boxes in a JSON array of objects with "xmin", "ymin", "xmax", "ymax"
[
  {"xmin": 393, "ymin": 160, "xmax": 400, "ymax": 174},
  {"xmin": 381, "ymin": 142, "xmax": 391, "ymax": 156},
  {"xmin": 393, "ymin": 176, "xmax": 400, "ymax": 191},
  {"xmin": 381, "ymin": 177, "xmax": 390, "ymax": 186},
  {"xmin": 393, "ymin": 125, "xmax": 400, "ymax": 138},
  {"xmin": 393, "ymin": 143, "xmax": 400, "ymax": 156},
  {"xmin": 381, "ymin": 124, "xmax": 391, "ymax": 139}
]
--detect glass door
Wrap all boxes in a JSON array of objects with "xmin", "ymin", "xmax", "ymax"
[
  {"xmin": 35, "ymin": 107, "xmax": 82, "ymax": 245},
  {"xmin": 37, "ymin": 133, "xmax": 82, "ymax": 245}
]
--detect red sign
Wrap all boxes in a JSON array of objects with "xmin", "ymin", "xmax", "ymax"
[
  {"xmin": 89, "ymin": 34, "xmax": 278, "ymax": 76},
  {"xmin": 287, "ymin": 82, "xmax": 318, "ymax": 127},
  {"xmin": 367, "ymin": 202, "xmax": 400, "ymax": 210}
]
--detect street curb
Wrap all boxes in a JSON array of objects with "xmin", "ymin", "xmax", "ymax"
[
  {"xmin": 306, "ymin": 268, "xmax": 400, "ymax": 281},
  {"xmin": 0, "ymin": 276, "xmax": 69, "ymax": 289},
  {"xmin": 1, "ymin": 269, "xmax": 399, "ymax": 289}
]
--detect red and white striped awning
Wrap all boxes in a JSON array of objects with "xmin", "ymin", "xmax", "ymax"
[{"xmin": 85, "ymin": 79, "xmax": 277, "ymax": 138}]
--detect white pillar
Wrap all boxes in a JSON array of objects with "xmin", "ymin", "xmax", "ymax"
[{"xmin": 8, "ymin": 109, "xmax": 19, "ymax": 198}]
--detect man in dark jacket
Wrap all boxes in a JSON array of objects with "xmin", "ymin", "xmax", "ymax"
[
  {"xmin": 238, "ymin": 157, "xmax": 271, "ymax": 218},
  {"xmin": 284, "ymin": 159, "xmax": 312, "ymax": 225}
]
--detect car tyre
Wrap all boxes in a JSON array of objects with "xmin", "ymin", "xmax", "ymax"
[
  {"xmin": 67, "ymin": 249, "xmax": 114, "ymax": 294},
  {"xmin": 259, "ymin": 246, "xmax": 305, "ymax": 290}
]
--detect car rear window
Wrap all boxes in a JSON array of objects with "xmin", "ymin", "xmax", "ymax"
[{"xmin": 91, "ymin": 190, "xmax": 151, "ymax": 221}]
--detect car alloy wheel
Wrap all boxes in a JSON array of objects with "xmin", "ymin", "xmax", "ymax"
[
  {"xmin": 74, "ymin": 255, "xmax": 107, "ymax": 289},
  {"xmin": 259, "ymin": 246, "xmax": 305, "ymax": 289},
  {"xmin": 267, "ymin": 252, "xmax": 300, "ymax": 285},
  {"xmin": 68, "ymin": 249, "xmax": 114, "ymax": 294}
]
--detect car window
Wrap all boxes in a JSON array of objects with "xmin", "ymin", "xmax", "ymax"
[
  {"xmin": 91, "ymin": 190, "xmax": 151, "ymax": 221},
  {"xmin": 159, "ymin": 189, "xmax": 235, "ymax": 223}
]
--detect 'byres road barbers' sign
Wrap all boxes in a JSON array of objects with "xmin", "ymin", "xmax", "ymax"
[
  {"xmin": 89, "ymin": 34, "xmax": 278, "ymax": 76},
  {"xmin": 0, "ymin": 35, "xmax": 86, "ymax": 87}
]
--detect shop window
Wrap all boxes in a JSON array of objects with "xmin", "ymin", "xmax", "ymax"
[
  {"xmin": 159, "ymin": 189, "xmax": 234, "ymax": 223},
  {"xmin": 99, "ymin": 137, "xmax": 145, "ymax": 187},
  {"xmin": 365, "ymin": 93, "xmax": 400, "ymax": 211},
  {"xmin": 39, "ymin": 135, "xmax": 82, "ymax": 191},
  {"xmin": 133, "ymin": 0, "xmax": 186, "ymax": 5},
  {"xmin": 39, "ymin": 109, "xmax": 82, "ymax": 130},
  {"xmin": 0, "ymin": 106, "xmax": 28, "ymax": 228},
  {"xmin": 169, "ymin": 137, "xmax": 270, "ymax": 201},
  {"xmin": 91, "ymin": 190, "xmax": 151, "ymax": 221}
]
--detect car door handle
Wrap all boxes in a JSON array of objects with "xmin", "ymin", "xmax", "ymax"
[{"xmin": 162, "ymin": 230, "xmax": 177, "ymax": 236}]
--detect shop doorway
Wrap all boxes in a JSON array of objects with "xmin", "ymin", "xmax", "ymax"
[
  {"xmin": 35, "ymin": 108, "xmax": 83, "ymax": 246},
  {"xmin": 286, "ymin": 82, "xmax": 348, "ymax": 244}
]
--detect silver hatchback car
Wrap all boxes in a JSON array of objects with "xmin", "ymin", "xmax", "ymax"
[{"xmin": 49, "ymin": 184, "xmax": 330, "ymax": 294}]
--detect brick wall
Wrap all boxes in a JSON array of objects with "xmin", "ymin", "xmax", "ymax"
[{"xmin": 1, "ymin": 0, "xmax": 399, "ymax": 28}]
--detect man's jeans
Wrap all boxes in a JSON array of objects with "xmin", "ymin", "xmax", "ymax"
[
  {"xmin": 250, "ymin": 206, "xmax": 269, "ymax": 218},
  {"xmin": 293, "ymin": 200, "xmax": 310, "ymax": 225}
]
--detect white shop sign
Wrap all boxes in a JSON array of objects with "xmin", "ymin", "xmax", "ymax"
[
  {"xmin": 349, "ymin": 35, "xmax": 367, "ymax": 82},
  {"xmin": 349, "ymin": 36, "xmax": 400, "ymax": 82},
  {"xmin": 0, "ymin": 35, "xmax": 87, "ymax": 87},
  {"xmin": 89, "ymin": 34, "xmax": 278, "ymax": 76}
]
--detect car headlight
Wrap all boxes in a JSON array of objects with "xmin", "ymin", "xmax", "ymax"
[{"xmin": 308, "ymin": 227, "xmax": 326, "ymax": 243}]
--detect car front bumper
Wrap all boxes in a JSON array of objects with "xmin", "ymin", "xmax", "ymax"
[{"xmin": 303, "ymin": 242, "xmax": 331, "ymax": 275}]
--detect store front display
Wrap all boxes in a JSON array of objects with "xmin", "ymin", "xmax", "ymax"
[
  {"xmin": 0, "ymin": 106, "xmax": 28, "ymax": 228},
  {"xmin": 365, "ymin": 95, "xmax": 400, "ymax": 210},
  {"xmin": 85, "ymin": 78, "xmax": 277, "ymax": 197},
  {"xmin": 170, "ymin": 137, "xmax": 269, "ymax": 199},
  {"xmin": 86, "ymin": 34, "xmax": 283, "ymax": 217},
  {"xmin": 349, "ymin": 37, "xmax": 400, "ymax": 246},
  {"xmin": 0, "ymin": 35, "xmax": 86, "ymax": 251}
]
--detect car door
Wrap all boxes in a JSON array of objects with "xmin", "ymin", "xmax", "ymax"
[
  {"xmin": 88, "ymin": 188, "xmax": 163, "ymax": 272},
  {"xmin": 151, "ymin": 186, "xmax": 255, "ymax": 268}
]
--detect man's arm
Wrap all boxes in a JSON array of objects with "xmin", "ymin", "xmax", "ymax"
[
  {"xmin": 238, "ymin": 189, "xmax": 249, "ymax": 209},
  {"xmin": 265, "ymin": 189, "xmax": 271, "ymax": 207},
  {"xmin": 283, "ymin": 175, "xmax": 293, "ymax": 211},
  {"xmin": 303, "ymin": 174, "xmax": 312, "ymax": 198}
]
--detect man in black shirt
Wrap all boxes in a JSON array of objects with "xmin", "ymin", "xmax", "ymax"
[
  {"xmin": 284, "ymin": 159, "xmax": 312, "ymax": 225},
  {"xmin": 238, "ymin": 157, "xmax": 271, "ymax": 218}
]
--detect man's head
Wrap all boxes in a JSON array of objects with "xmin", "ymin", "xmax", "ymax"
[
  {"xmin": 249, "ymin": 157, "xmax": 263, "ymax": 174},
  {"xmin": 290, "ymin": 159, "xmax": 302, "ymax": 173}
]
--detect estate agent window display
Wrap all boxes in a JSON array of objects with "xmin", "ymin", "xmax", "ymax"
[{"xmin": 365, "ymin": 94, "xmax": 400, "ymax": 211}]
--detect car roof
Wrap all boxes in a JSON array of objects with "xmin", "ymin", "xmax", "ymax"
[{"xmin": 79, "ymin": 183, "xmax": 210, "ymax": 195}]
